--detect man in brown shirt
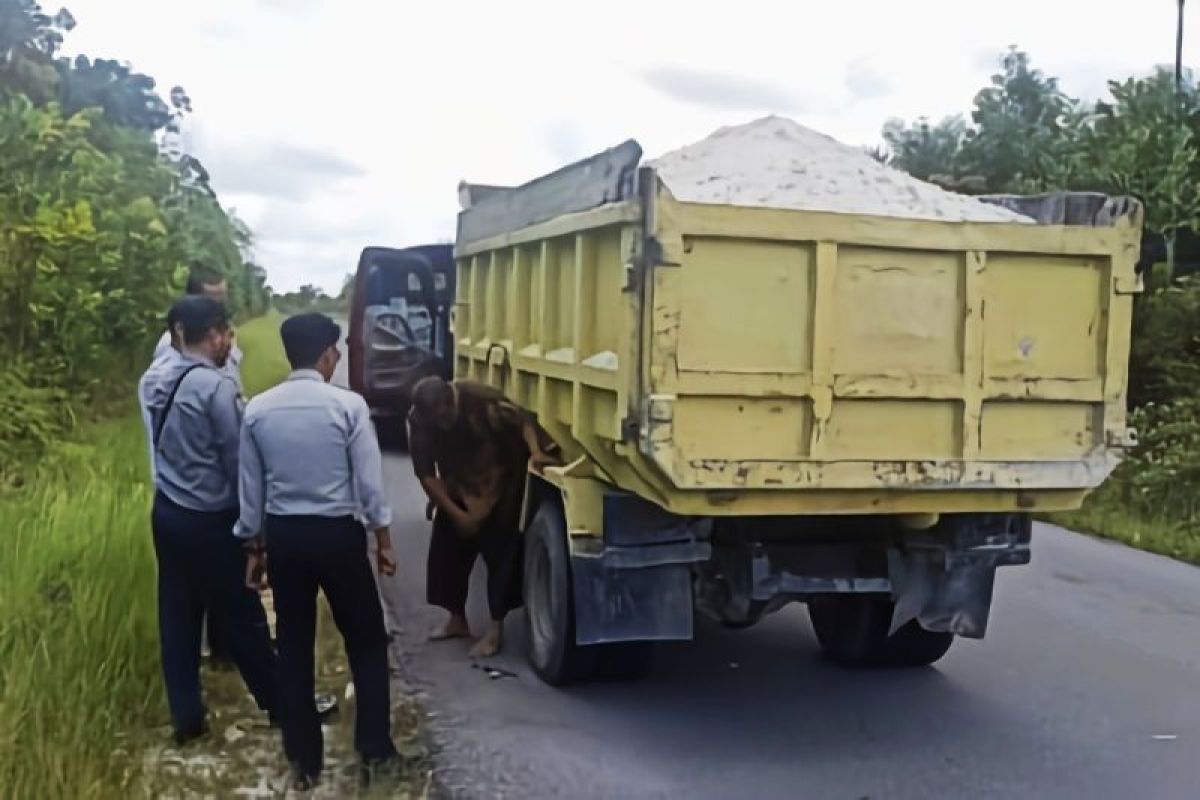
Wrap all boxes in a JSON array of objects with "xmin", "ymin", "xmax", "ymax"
[{"xmin": 407, "ymin": 377, "xmax": 559, "ymax": 657}]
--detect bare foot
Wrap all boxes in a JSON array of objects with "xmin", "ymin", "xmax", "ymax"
[
  {"xmin": 428, "ymin": 615, "xmax": 470, "ymax": 642},
  {"xmin": 469, "ymin": 622, "xmax": 503, "ymax": 659}
]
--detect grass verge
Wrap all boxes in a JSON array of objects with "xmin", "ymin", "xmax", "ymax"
[
  {"xmin": 0, "ymin": 313, "xmax": 291, "ymax": 798},
  {"xmin": 1048, "ymin": 484, "xmax": 1200, "ymax": 566}
]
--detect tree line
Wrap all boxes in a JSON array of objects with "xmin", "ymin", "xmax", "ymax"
[
  {"xmin": 880, "ymin": 48, "xmax": 1200, "ymax": 541},
  {"xmin": 0, "ymin": 1, "xmax": 270, "ymax": 474}
]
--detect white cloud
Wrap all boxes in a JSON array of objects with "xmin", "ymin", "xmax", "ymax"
[
  {"xmin": 60, "ymin": 0, "xmax": 1199, "ymax": 291},
  {"xmin": 642, "ymin": 66, "xmax": 814, "ymax": 114}
]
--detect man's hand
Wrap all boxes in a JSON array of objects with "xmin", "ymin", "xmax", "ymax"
[
  {"xmin": 377, "ymin": 544, "xmax": 397, "ymax": 576},
  {"xmin": 448, "ymin": 505, "xmax": 481, "ymax": 536},
  {"xmin": 529, "ymin": 449, "xmax": 562, "ymax": 474},
  {"xmin": 244, "ymin": 550, "xmax": 268, "ymax": 591},
  {"xmin": 455, "ymin": 492, "xmax": 499, "ymax": 536},
  {"xmin": 374, "ymin": 527, "xmax": 397, "ymax": 576}
]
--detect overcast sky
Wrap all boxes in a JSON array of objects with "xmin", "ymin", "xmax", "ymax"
[{"xmin": 62, "ymin": 0, "xmax": 1193, "ymax": 292}]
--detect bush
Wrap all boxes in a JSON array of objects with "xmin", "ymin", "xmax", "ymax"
[
  {"xmin": 1127, "ymin": 278, "xmax": 1200, "ymax": 408},
  {"xmin": 0, "ymin": 364, "xmax": 72, "ymax": 481},
  {"xmin": 1110, "ymin": 400, "xmax": 1200, "ymax": 527}
]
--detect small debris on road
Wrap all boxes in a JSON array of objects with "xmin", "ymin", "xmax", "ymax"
[{"xmin": 471, "ymin": 663, "xmax": 519, "ymax": 680}]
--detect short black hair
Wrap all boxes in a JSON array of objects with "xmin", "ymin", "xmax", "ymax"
[
  {"xmin": 281, "ymin": 313, "xmax": 341, "ymax": 369},
  {"xmin": 164, "ymin": 301, "xmax": 183, "ymax": 334},
  {"xmin": 411, "ymin": 376, "xmax": 452, "ymax": 420},
  {"xmin": 171, "ymin": 296, "xmax": 231, "ymax": 346},
  {"xmin": 186, "ymin": 267, "xmax": 226, "ymax": 295}
]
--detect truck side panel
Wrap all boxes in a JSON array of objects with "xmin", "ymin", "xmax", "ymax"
[{"xmin": 454, "ymin": 176, "xmax": 1141, "ymax": 517}]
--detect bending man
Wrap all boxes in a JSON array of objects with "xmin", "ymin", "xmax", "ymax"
[{"xmin": 407, "ymin": 376, "xmax": 558, "ymax": 658}]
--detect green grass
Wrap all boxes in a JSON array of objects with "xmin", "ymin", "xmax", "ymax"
[
  {"xmin": 236, "ymin": 311, "xmax": 289, "ymax": 396},
  {"xmin": 1049, "ymin": 484, "xmax": 1200, "ymax": 566},
  {"xmin": 0, "ymin": 313, "xmax": 290, "ymax": 799}
]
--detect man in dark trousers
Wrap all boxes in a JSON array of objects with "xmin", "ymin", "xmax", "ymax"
[
  {"xmin": 146, "ymin": 270, "xmax": 240, "ymax": 668},
  {"xmin": 235, "ymin": 313, "xmax": 400, "ymax": 790},
  {"xmin": 407, "ymin": 376, "xmax": 559, "ymax": 659},
  {"xmin": 139, "ymin": 296, "xmax": 277, "ymax": 744}
]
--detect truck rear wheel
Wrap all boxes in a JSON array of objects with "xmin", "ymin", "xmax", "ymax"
[
  {"xmin": 807, "ymin": 594, "xmax": 954, "ymax": 668},
  {"xmin": 523, "ymin": 499, "xmax": 653, "ymax": 685}
]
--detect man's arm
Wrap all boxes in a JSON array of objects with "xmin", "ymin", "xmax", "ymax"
[
  {"xmin": 209, "ymin": 376, "xmax": 243, "ymax": 491},
  {"xmin": 488, "ymin": 401, "xmax": 561, "ymax": 471},
  {"xmin": 137, "ymin": 373, "xmax": 158, "ymax": 484},
  {"xmin": 234, "ymin": 420, "xmax": 269, "ymax": 588},
  {"xmin": 347, "ymin": 398, "xmax": 395, "ymax": 574},
  {"xmin": 416, "ymin": 474, "xmax": 499, "ymax": 534},
  {"xmin": 408, "ymin": 415, "xmax": 488, "ymax": 533},
  {"xmin": 233, "ymin": 420, "xmax": 265, "ymax": 541}
]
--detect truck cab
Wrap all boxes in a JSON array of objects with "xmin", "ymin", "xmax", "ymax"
[{"xmin": 347, "ymin": 245, "xmax": 456, "ymax": 422}]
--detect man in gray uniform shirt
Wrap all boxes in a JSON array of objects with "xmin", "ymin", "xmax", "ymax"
[
  {"xmin": 235, "ymin": 312, "xmax": 400, "ymax": 790},
  {"xmin": 147, "ymin": 268, "xmax": 242, "ymax": 667},
  {"xmin": 139, "ymin": 296, "xmax": 277, "ymax": 744}
]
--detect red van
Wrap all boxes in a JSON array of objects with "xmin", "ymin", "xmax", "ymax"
[{"xmin": 347, "ymin": 245, "xmax": 456, "ymax": 426}]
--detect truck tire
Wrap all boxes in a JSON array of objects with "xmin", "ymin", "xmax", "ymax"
[
  {"xmin": 523, "ymin": 501, "xmax": 596, "ymax": 685},
  {"xmin": 523, "ymin": 499, "xmax": 655, "ymax": 685},
  {"xmin": 807, "ymin": 594, "xmax": 954, "ymax": 668}
]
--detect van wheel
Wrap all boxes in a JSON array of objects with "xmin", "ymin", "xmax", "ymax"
[
  {"xmin": 807, "ymin": 595, "xmax": 954, "ymax": 668},
  {"xmin": 523, "ymin": 500, "xmax": 654, "ymax": 685}
]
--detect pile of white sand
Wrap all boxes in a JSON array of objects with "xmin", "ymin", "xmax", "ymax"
[{"xmin": 648, "ymin": 116, "xmax": 1032, "ymax": 223}]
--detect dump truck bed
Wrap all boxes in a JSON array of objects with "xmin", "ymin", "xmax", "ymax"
[{"xmin": 454, "ymin": 143, "xmax": 1142, "ymax": 517}]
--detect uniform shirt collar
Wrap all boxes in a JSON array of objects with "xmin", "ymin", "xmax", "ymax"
[
  {"xmin": 180, "ymin": 349, "xmax": 217, "ymax": 368},
  {"xmin": 288, "ymin": 369, "xmax": 324, "ymax": 382}
]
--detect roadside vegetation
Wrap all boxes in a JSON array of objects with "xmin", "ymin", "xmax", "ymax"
[
  {"xmin": 881, "ymin": 49, "xmax": 1200, "ymax": 565},
  {"xmin": 0, "ymin": 1, "xmax": 270, "ymax": 482},
  {"xmin": 0, "ymin": 315, "xmax": 287, "ymax": 798}
]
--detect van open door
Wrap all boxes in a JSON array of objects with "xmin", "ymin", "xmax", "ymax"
[{"xmin": 347, "ymin": 245, "xmax": 456, "ymax": 418}]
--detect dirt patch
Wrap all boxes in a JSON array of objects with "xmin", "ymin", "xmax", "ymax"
[{"xmin": 137, "ymin": 592, "xmax": 433, "ymax": 798}]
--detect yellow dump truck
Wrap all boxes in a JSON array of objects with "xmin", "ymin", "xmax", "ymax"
[{"xmin": 454, "ymin": 141, "xmax": 1143, "ymax": 684}]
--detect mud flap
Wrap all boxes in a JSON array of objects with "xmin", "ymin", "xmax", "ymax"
[
  {"xmin": 571, "ymin": 557, "xmax": 695, "ymax": 645},
  {"xmin": 569, "ymin": 491, "xmax": 711, "ymax": 645},
  {"xmin": 887, "ymin": 514, "xmax": 1032, "ymax": 638}
]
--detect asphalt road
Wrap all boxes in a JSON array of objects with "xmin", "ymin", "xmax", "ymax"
[{"xmin": 365, "ymin": 443, "xmax": 1200, "ymax": 800}]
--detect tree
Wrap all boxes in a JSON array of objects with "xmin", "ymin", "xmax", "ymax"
[
  {"xmin": 0, "ymin": 0, "xmax": 72, "ymax": 102},
  {"xmin": 958, "ymin": 48, "xmax": 1076, "ymax": 193},
  {"xmin": 0, "ymin": 0, "xmax": 268, "ymax": 466},
  {"xmin": 1082, "ymin": 69, "xmax": 1200, "ymax": 277},
  {"xmin": 882, "ymin": 49, "xmax": 1079, "ymax": 195},
  {"xmin": 56, "ymin": 55, "xmax": 170, "ymax": 131},
  {"xmin": 881, "ymin": 116, "xmax": 965, "ymax": 180}
]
